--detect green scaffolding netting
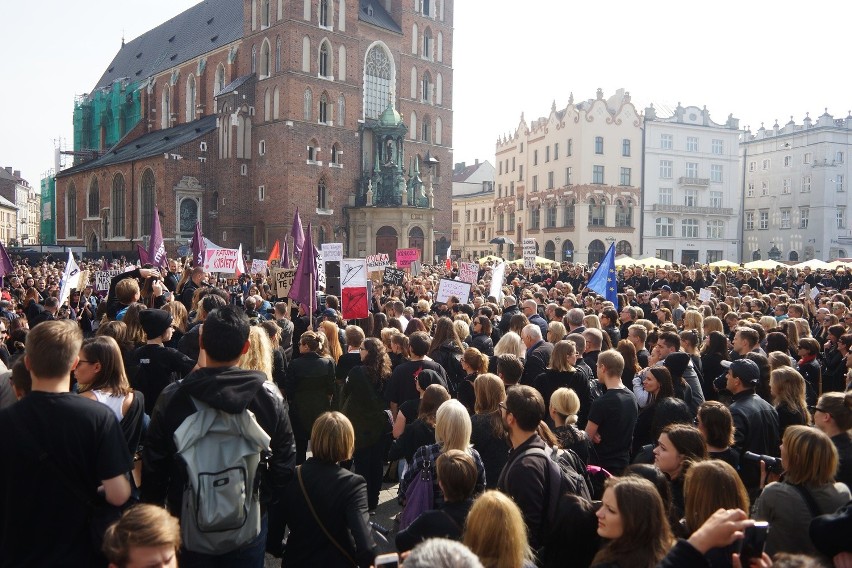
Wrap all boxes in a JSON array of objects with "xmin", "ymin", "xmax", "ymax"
[{"xmin": 73, "ymin": 80, "xmax": 143, "ymax": 159}]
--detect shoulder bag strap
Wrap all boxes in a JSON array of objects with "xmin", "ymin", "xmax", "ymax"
[
  {"xmin": 791, "ymin": 483, "xmax": 823, "ymax": 518},
  {"xmin": 297, "ymin": 465, "xmax": 357, "ymax": 568}
]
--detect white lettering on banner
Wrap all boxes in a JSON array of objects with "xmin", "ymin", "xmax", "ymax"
[
  {"xmin": 366, "ymin": 253, "xmax": 390, "ymax": 272},
  {"xmin": 272, "ymin": 268, "xmax": 296, "ymax": 297},
  {"xmin": 459, "ymin": 262, "xmax": 478, "ymax": 285},
  {"xmin": 321, "ymin": 243, "xmax": 343, "ymax": 262},
  {"xmin": 436, "ymin": 278, "xmax": 473, "ymax": 303}
]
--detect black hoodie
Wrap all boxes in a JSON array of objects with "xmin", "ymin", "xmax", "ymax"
[{"xmin": 141, "ymin": 366, "xmax": 296, "ymax": 513}]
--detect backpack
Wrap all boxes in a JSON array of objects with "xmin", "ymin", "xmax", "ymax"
[{"xmin": 173, "ymin": 396, "xmax": 271, "ymax": 555}]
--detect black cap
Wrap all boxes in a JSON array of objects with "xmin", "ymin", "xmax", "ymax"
[{"xmin": 139, "ymin": 309, "xmax": 173, "ymax": 339}]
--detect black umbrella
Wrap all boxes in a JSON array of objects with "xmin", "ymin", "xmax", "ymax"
[{"xmin": 489, "ymin": 236, "xmax": 515, "ymax": 245}]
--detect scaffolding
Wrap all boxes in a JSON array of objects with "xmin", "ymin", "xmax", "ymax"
[{"xmin": 73, "ymin": 79, "xmax": 143, "ymax": 163}]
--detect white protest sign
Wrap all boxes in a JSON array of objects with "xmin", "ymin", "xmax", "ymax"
[
  {"xmin": 698, "ymin": 288, "xmax": 713, "ymax": 303},
  {"xmin": 340, "ymin": 258, "xmax": 367, "ymax": 288},
  {"xmin": 523, "ymin": 238, "xmax": 537, "ymax": 270},
  {"xmin": 321, "ymin": 243, "xmax": 343, "ymax": 262},
  {"xmin": 436, "ymin": 278, "xmax": 473, "ymax": 303},
  {"xmin": 95, "ymin": 270, "xmax": 121, "ymax": 291},
  {"xmin": 316, "ymin": 249, "xmax": 326, "ymax": 289},
  {"xmin": 272, "ymin": 268, "xmax": 296, "ymax": 297},
  {"xmin": 250, "ymin": 259, "xmax": 268, "ymax": 275},
  {"xmin": 810, "ymin": 286, "xmax": 820, "ymax": 300},
  {"xmin": 490, "ymin": 262, "xmax": 506, "ymax": 302},
  {"xmin": 366, "ymin": 253, "xmax": 390, "ymax": 272},
  {"xmin": 203, "ymin": 248, "xmax": 241, "ymax": 274},
  {"xmin": 459, "ymin": 262, "xmax": 479, "ymax": 285}
]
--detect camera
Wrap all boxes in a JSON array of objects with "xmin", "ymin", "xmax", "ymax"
[{"xmin": 743, "ymin": 451, "xmax": 783, "ymax": 474}]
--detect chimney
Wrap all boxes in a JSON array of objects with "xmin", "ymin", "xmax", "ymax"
[
  {"xmin": 4, "ymin": 167, "xmax": 11, "ymax": 174},
  {"xmin": 475, "ymin": 159, "xmax": 479, "ymax": 165},
  {"xmin": 13, "ymin": 170, "xmax": 20, "ymax": 179}
]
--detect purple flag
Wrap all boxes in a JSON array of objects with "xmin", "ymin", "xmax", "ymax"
[
  {"xmin": 137, "ymin": 244, "xmax": 150, "ymax": 266},
  {"xmin": 0, "ymin": 242, "xmax": 13, "ymax": 279},
  {"xmin": 190, "ymin": 220, "xmax": 206, "ymax": 267},
  {"xmin": 289, "ymin": 222, "xmax": 316, "ymax": 316},
  {"xmin": 291, "ymin": 208, "xmax": 305, "ymax": 258},
  {"xmin": 147, "ymin": 207, "xmax": 168, "ymax": 269},
  {"xmin": 281, "ymin": 238, "xmax": 291, "ymax": 269}
]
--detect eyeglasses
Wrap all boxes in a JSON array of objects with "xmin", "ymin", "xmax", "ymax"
[
  {"xmin": 77, "ymin": 360, "xmax": 94, "ymax": 365},
  {"xmin": 809, "ymin": 406, "xmax": 828, "ymax": 414},
  {"xmin": 498, "ymin": 401, "xmax": 508, "ymax": 412}
]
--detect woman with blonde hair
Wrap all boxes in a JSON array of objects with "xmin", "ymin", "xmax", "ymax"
[
  {"xmin": 547, "ymin": 321, "xmax": 567, "ymax": 345},
  {"xmin": 459, "ymin": 347, "xmax": 489, "ymax": 413},
  {"xmin": 681, "ymin": 310, "xmax": 703, "ymax": 340},
  {"xmin": 769, "ymin": 366, "xmax": 810, "ymax": 434},
  {"xmin": 470, "ymin": 373, "xmax": 509, "ymax": 489},
  {"xmin": 399, "ymin": 399, "xmax": 486, "ymax": 511},
  {"xmin": 453, "ymin": 319, "xmax": 472, "ymax": 347},
  {"xmin": 701, "ymin": 315, "xmax": 724, "ymax": 338},
  {"xmin": 319, "ymin": 319, "xmax": 343, "ymax": 363},
  {"xmin": 754, "ymin": 425, "xmax": 852, "ymax": 556},
  {"xmin": 121, "ymin": 302, "xmax": 148, "ymax": 347},
  {"xmin": 758, "ymin": 315, "xmax": 778, "ymax": 336},
  {"xmin": 781, "ymin": 319, "xmax": 800, "ymax": 357},
  {"xmin": 238, "ymin": 325, "xmax": 273, "ymax": 382},
  {"xmin": 550, "ymin": 387, "xmax": 590, "ymax": 462},
  {"xmin": 161, "ymin": 300, "xmax": 188, "ymax": 349},
  {"xmin": 464, "ymin": 490, "xmax": 534, "ymax": 568}
]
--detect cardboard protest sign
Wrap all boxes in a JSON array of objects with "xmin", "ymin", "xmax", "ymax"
[
  {"xmin": 95, "ymin": 270, "xmax": 121, "ymax": 291},
  {"xmin": 366, "ymin": 253, "xmax": 390, "ymax": 272},
  {"xmin": 250, "ymin": 259, "xmax": 268, "ymax": 275},
  {"xmin": 436, "ymin": 278, "xmax": 473, "ymax": 303},
  {"xmin": 204, "ymin": 248, "xmax": 242, "ymax": 274},
  {"xmin": 383, "ymin": 267, "xmax": 405, "ymax": 286},
  {"xmin": 272, "ymin": 268, "xmax": 296, "ymax": 298},
  {"xmin": 523, "ymin": 238, "xmax": 537, "ymax": 270},
  {"xmin": 459, "ymin": 262, "xmax": 479, "ymax": 285},
  {"xmin": 396, "ymin": 248, "xmax": 420, "ymax": 268}
]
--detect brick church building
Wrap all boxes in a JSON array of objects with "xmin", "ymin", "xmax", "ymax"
[{"xmin": 55, "ymin": 0, "xmax": 453, "ymax": 261}]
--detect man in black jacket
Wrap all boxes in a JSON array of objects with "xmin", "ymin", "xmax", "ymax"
[
  {"xmin": 520, "ymin": 324, "xmax": 553, "ymax": 386},
  {"xmin": 142, "ymin": 306, "xmax": 296, "ymax": 564},
  {"xmin": 498, "ymin": 295, "xmax": 520, "ymax": 334},
  {"xmin": 179, "ymin": 267, "xmax": 206, "ymax": 312},
  {"xmin": 497, "ymin": 385, "xmax": 549, "ymax": 550}
]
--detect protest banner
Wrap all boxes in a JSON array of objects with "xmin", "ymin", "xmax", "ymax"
[
  {"xmin": 250, "ymin": 259, "xmax": 268, "ymax": 275},
  {"xmin": 396, "ymin": 248, "xmax": 420, "ymax": 268},
  {"xmin": 95, "ymin": 270, "xmax": 121, "ymax": 291},
  {"xmin": 490, "ymin": 262, "xmax": 506, "ymax": 302},
  {"xmin": 272, "ymin": 268, "xmax": 296, "ymax": 298},
  {"xmin": 383, "ymin": 267, "xmax": 405, "ymax": 286},
  {"xmin": 698, "ymin": 288, "xmax": 713, "ymax": 303},
  {"xmin": 366, "ymin": 253, "xmax": 390, "ymax": 272},
  {"xmin": 341, "ymin": 258, "xmax": 367, "ymax": 288},
  {"xmin": 523, "ymin": 238, "xmax": 537, "ymax": 270},
  {"xmin": 321, "ymin": 243, "xmax": 344, "ymax": 262},
  {"xmin": 436, "ymin": 278, "xmax": 473, "ymax": 303},
  {"xmin": 204, "ymin": 248, "xmax": 241, "ymax": 274},
  {"xmin": 341, "ymin": 258, "xmax": 368, "ymax": 320},
  {"xmin": 459, "ymin": 262, "xmax": 479, "ymax": 285}
]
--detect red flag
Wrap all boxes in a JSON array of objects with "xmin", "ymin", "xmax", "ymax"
[{"xmin": 268, "ymin": 240, "xmax": 280, "ymax": 265}]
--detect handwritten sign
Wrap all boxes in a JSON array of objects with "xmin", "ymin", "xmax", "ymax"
[
  {"xmin": 436, "ymin": 278, "xmax": 473, "ymax": 304},
  {"xmin": 321, "ymin": 243, "xmax": 343, "ymax": 263},
  {"xmin": 341, "ymin": 259, "xmax": 367, "ymax": 288},
  {"xmin": 204, "ymin": 248, "xmax": 241, "ymax": 274},
  {"xmin": 698, "ymin": 288, "xmax": 713, "ymax": 303},
  {"xmin": 272, "ymin": 268, "xmax": 296, "ymax": 298},
  {"xmin": 523, "ymin": 238, "xmax": 537, "ymax": 270},
  {"xmin": 95, "ymin": 270, "xmax": 122, "ymax": 291},
  {"xmin": 396, "ymin": 248, "xmax": 420, "ymax": 268},
  {"xmin": 250, "ymin": 259, "xmax": 268, "ymax": 275},
  {"xmin": 459, "ymin": 262, "xmax": 479, "ymax": 285},
  {"xmin": 366, "ymin": 253, "xmax": 390, "ymax": 272},
  {"xmin": 383, "ymin": 267, "xmax": 405, "ymax": 286}
]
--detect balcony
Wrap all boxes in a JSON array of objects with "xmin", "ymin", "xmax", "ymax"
[
  {"xmin": 651, "ymin": 204, "xmax": 733, "ymax": 216},
  {"xmin": 678, "ymin": 177, "xmax": 710, "ymax": 187}
]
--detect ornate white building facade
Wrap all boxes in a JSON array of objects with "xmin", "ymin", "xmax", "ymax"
[{"xmin": 451, "ymin": 160, "xmax": 495, "ymax": 260}]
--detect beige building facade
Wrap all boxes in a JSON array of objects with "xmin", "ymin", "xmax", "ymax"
[{"xmin": 451, "ymin": 160, "xmax": 495, "ymax": 259}]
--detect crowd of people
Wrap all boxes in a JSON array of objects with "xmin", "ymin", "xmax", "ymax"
[{"xmin": 0, "ymin": 253, "xmax": 851, "ymax": 568}]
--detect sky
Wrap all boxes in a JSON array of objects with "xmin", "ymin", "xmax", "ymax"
[{"xmin": 2, "ymin": 0, "xmax": 850, "ymax": 187}]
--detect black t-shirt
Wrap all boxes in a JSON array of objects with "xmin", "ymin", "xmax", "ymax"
[
  {"xmin": 128, "ymin": 344, "xmax": 196, "ymax": 413},
  {"xmin": 0, "ymin": 392, "xmax": 131, "ymax": 566},
  {"xmin": 399, "ymin": 398, "xmax": 420, "ymax": 425},
  {"xmin": 587, "ymin": 386, "xmax": 638, "ymax": 474},
  {"xmin": 384, "ymin": 359, "xmax": 448, "ymax": 406}
]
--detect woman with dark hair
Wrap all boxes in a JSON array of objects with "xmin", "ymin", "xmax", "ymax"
[
  {"xmin": 427, "ymin": 317, "xmax": 466, "ymax": 392},
  {"xmin": 370, "ymin": 312, "xmax": 388, "ymax": 338},
  {"xmin": 765, "ymin": 331, "xmax": 796, "ymax": 365},
  {"xmin": 599, "ymin": 308, "xmax": 621, "ymax": 348},
  {"xmin": 389, "ymin": 383, "xmax": 451, "ymax": 468},
  {"xmin": 744, "ymin": 352, "xmax": 772, "ymax": 403},
  {"xmin": 796, "ymin": 337, "xmax": 822, "ymax": 405},
  {"xmin": 469, "ymin": 315, "xmax": 494, "ymax": 356},
  {"xmin": 696, "ymin": 401, "xmax": 739, "ymax": 469},
  {"xmin": 624, "ymin": 463, "xmax": 676, "ymax": 531},
  {"xmin": 813, "ymin": 391, "xmax": 852, "ymax": 487},
  {"xmin": 632, "ymin": 366, "xmax": 675, "ymax": 458},
  {"xmin": 535, "ymin": 339, "xmax": 592, "ymax": 429},
  {"xmin": 403, "ymin": 318, "xmax": 427, "ymax": 336},
  {"xmin": 458, "ymin": 347, "xmax": 489, "ymax": 413},
  {"xmin": 469, "ymin": 373, "xmax": 509, "ymax": 489},
  {"xmin": 616, "ymin": 339, "xmax": 641, "ymax": 390},
  {"xmin": 341, "ymin": 337, "xmax": 392, "ymax": 513},
  {"xmin": 653, "ymin": 424, "xmax": 708, "ymax": 522},
  {"xmin": 592, "ymin": 476, "xmax": 675, "ymax": 568},
  {"xmin": 661, "ymin": 352, "xmax": 696, "ymax": 414}
]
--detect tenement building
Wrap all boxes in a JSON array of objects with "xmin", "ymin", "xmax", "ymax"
[
  {"xmin": 494, "ymin": 89, "xmax": 641, "ymax": 265},
  {"xmin": 53, "ymin": 0, "xmax": 454, "ymax": 261},
  {"xmin": 451, "ymin": 160, "xmax": 495, "ymax": 260},
  {"xmin": 741, "ymin": 110, "xmax": 852, "ymax": 262},
  {"xmin": 642, "ymin": 103, "xmax": 741, "ymax": 264}
]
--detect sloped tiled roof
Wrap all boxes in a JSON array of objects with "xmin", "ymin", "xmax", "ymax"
[
  {"xmin": 453, "ymin": 163, "xmax": 482, "ymax": 183},
  {"xmin": 57, "ymin": 115, "xmax": 218, "ymax": 178},
  {"xmin": 91, "ymin": 0, "xmax": 243, "ymax": 93},
  {"xmin": 359, "ymin": 0, "xmax": 402, "ymax": 34}
]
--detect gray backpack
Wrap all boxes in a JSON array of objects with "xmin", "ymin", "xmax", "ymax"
[{"xmin": 173, "ymin": 397, "xmax": 271, "ymax": 555}]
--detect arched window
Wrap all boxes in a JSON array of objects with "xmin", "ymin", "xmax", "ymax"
[
  {"xmin": 562, "ymin": 239, "xmax": 574, "ymax": 261},
  {"xmin": 588, "ymin": 197, "xmax": 605, "ymax": 226},
  {"xmin": 409, "ymin": 111, "xmax": 417, "ymax": 140},
  {"xmin": 319, "ymin": 41, "xmax": 331, "ymax": 77},
  {"xmin": 319, "ymin": 0, "xmax": 329, "ymax": 26},
  {"xmin": 616, "ymin": 240, "xmax": 632, "ymax": 257},
  {"xmin": 302, "ymin": 36, "xmax": 311, "ymax": 72},
  {"xmin": 563, "ymin": 198, "xmax": 575, "ymax": 227},
  {"xmin": 214, "ymin": 64, "xmax": 225, "ymax": 95},
  {"xmin": 303, "ymin": 89, "xmax": 312, "ymax": 121},
  {"xmin": 338, "ymin": 44, "xmax": 346, "ymax": 81},
  {"xmin": 319, "ymin": 92, "xmax": 329, "ymax": 123},
  {"xmin": 544, "ymin": 240, "xmax": 556, "ymax": 260},
  {"xmin": 423, "ymin": 27, "xmax": 433, "ymax": 60},
  {"xmin": 411, "ymin": 23, "xmax": 418, "ymax": 54},
  {"xmin": 588, "ymin": 240, "xmax": 606, "ymax": 265},
  {"xmin": 421, "ymin": 115, "xmax": 431, "ymax": 142},
  {"xmin": 259, "ymin": 39, "xmax": 271, "ymax": 77},
  {"xmin": 436, "ymin": 73, "xmax": 443, "ymax": 105},
  {"xmin": 363, "ymin": 42, "xmax": 394, "ymax": 119},
  {"xmin": 337, "ymin": 94, "xmax": 345, "ymax": 127},
  {"xmin": 273, "ymin": 87, "xmax": 280, "ymax": 120},
  {"xmin": 261, "ymin": 0, "xmax": 270, "ymax": 27},
  {"xmin": 264, "ymin": 88, "xmax": 271, "ymax": 121},
  {"xmin": 681, "ymin": 218, "xmax": 699, "ymax": 238},
  {"xmin": 88, "ymin": 177, "xmax": 100, "ymax": 217},
  {"xmin": 251, "ymin": 44, "xmax": 257, "ymax": 73},
  {"xmin": 331, "ymin": 142, "xmax": 340, "ymax": 164},
  {"xmin": 421, "ymin": 71, "xmax": 432, "ymax": 103},
  {"xmin": 437, "ymin": 31, "xmax": 443, "ymax": 62},
  {"xmin": 275, "ymin": 36, "xmax": 282, "ymax": 73},
  {"xmin": 410, "ymin": 66, "xmax": 417, "ymax": 99},
  {"xmin": 615, "ymin": 198, "xmax": 631, "ymax": 227},
  {"xmin": 435, "ymin": 116, "xmax": 442, "ymax": 145},
  {"xmin": 67, "ymin": 182, "xmax": 77, "ymax": 238},
  {"xmin": 140, "ymin": 169, "xmax": 155, "ymax": 236},
  {"xmin": 161, "ymin": 85, "xmax": 170, "ymax": 129},
  {"xmin": 317, "ymin": 179, "xmax": 327, "ymax": 209},
  {"xmin": 655, "ymin": 217, "xmax": 673, "ymax": 237},
  {"xmin": 179, "ymin": 198, "xmax": 198, "ymax": 233},
  {"xmin": 707, "ymin": 220, "xmax": 724, "ymax": 239},
  {"xmin": 111, "ymin": 174, "xmax": 125, "ymax": 237},
  {"xmin": 789, "ymin": 250, "xmax": 799, "ymax": 261},
  {"xmin": 185, "ymin": 75, "xmax": 196, "ymax": 122}
]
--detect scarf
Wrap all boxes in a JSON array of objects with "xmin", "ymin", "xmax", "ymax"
[{"xmin": 797, "ymin": 353, "xmax": 817, "ymax": 367}]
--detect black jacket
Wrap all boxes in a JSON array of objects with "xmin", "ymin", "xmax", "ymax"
[
  {"xmin": 729, "ymin": 389, "xmax": 780, "ymax": 492},
  {"xmin": 284, "ymin": 352, "xmax": 335, "ymax": 438},
  {"xmin": 141, "ymin": 366, "xmax": 296, "ymax": 512},
  {"xmin": 521, "ymin": 341, "xmax": 553, "ymax": 386},
  {"xmin": 470, "ymin": 333, "xmax": 494, "ymax": 356},
  {"xmin": 498, "ymin": 304, "xmax": 520, "ymax": 333},
  {"xmin": 281, "ymin": 459, "xmax": 376, "ymax": 567},
  {"xmin": 497, "ymin": 433, "xmax": 549, "ymax": 550},
  {"xmin": 429, "ymin": 342, "xmax": 465, "ymax": 391}
]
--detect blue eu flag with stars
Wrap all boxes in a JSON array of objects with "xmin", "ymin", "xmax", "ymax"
[{"xmin": 587, "ymin": 243, "xmax": 618, "ymax": 305}]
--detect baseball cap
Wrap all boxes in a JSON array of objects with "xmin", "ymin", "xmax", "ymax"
[
  {"xmin": 720, "ymin": 358, "xmax": 761, "ymax": 386},
  {"xmin": 661, "ymin": 285, "xmax": 672, "ymax": 292},
  {"xmin": 321, "ymin": 308, "xmax": 337, "ymax": 319}
]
